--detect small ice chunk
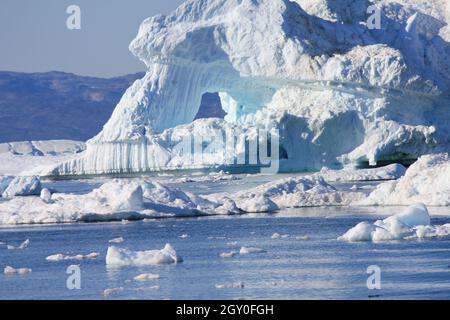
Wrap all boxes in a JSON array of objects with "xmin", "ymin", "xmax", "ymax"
[
  {"xmin": 106, "ymin": 244, "xmax": 183, "ymax": 267},
  {"xmin": 219, "ymin": 251, "xmax": 236, "ymax": 258},
  {"xmin": 109, "ymin": 237, "xmax": 125, "ymax": 244},
  {"xmin": 239, "ymin": 247, "xmax": 266, "ymax": 255},
  {"xmin": 295, "ymin": 235, "xmax": 310, "ymax": 240},
  {"xmin": 215, "ymin": 282, "xmax": 244, "ymax": 289},
  {"xmin": 179, "ymin": 234, "xmax": 189, "ymax": 239},
  {"xmin": 40, "ymin": 188, "xmax": 52, "ymax": 203},
  {"xmin": 103, "ymin": 287, "xmax": 124, "ymax": 297},
  {"xmin": 7, "ymin": 239, "xmax": 30, "ymax": 250},
  {"xmin": 4, "ymin": 266, "xmax": 32, "ymax": 274},
  {"xmin": 134, "ymin": 273, "xmax": 160, "ymax": 281},
  {"xmin": 271, "ymin": 233, "xmax": 289, "ymax": 239},
  {"xmin": 46, "ymin": 252, "xmax": 99, "ymax": 262}
]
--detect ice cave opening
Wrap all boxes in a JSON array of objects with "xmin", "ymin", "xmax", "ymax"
[{"xmin": 194, "ymin": 92, "xmax": 227, "ymax": 120}]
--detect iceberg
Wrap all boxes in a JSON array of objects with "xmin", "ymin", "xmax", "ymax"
[{"xmin": 49, "ymin": 0, "xmax": 450, "ymax": 176}]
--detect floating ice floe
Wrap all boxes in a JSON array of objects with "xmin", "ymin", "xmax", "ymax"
[
  {"xmin": 179, "ymin": 234, "xmax": 189, "ymax": 239},
  {"xmin": 4, "ymin": 266, "xmax": 32, "ymax": 274},
  {"xmin": 7, "ymin": 239, "xmax": 30, "ymax": 250},
  {"xmin": 106, "ymin": 244, "xmax": 182, "ymax": 267},
  {"xmin": 219, "ymin": 251, "xmax": 237, "ymax": 258},
  {"xmin": 239, "ymin": 247, "xmax": 266, "ymax": 255},
  {"xmin": 360, "ymin": 154, "xmax": 450, "ymax": 206},
  {"xmin": 46, "ymin": 252, "xmax": 100, "ymax": 262},
  {"xmin": 338, "ymin": 204, "xmax": 450, "ymax": 242},
  {"xmin": 109, "ymin": 237, "xmax": 125, "ymax": 244},
  {"xmin": 134, "ymin": 273, "xmax": 160, "ymax": 281}
]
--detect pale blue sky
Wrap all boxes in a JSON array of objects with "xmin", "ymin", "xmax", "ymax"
[{"xmin": 0, "ymin": 0, "xmax": 185, "ymax": 77}]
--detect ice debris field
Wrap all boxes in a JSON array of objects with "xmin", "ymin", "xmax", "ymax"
[{"xmin": 0, "ymin": 153, "xmax": 448, "ymax": 226}]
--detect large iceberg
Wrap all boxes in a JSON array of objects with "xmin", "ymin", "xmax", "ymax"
[{"xmin": 45, "ymin": 0, "xmax": 450, "ymax": 175}]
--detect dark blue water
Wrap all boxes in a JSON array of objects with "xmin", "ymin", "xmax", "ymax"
[{"xmin": 1, "ymin": 213, "xmax": 450, "ymax": 300}]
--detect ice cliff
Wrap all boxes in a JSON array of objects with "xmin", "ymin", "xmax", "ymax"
[{"xmin": 53, "ymin": 0, "xmax": 450, "ymax": 175}]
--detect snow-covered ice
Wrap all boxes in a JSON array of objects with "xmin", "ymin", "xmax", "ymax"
[
  {"xmin": 106, "ymin": 244, "xmax": 182, "ymax": 267},
  {"xmin": 338, "ymin": 204, "xmax": 450, "ymax": 242}
]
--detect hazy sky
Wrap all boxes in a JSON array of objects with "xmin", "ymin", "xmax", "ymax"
[{"xmin": 0, "ymin": 0, "xmax": 185, "ymax": 77}]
